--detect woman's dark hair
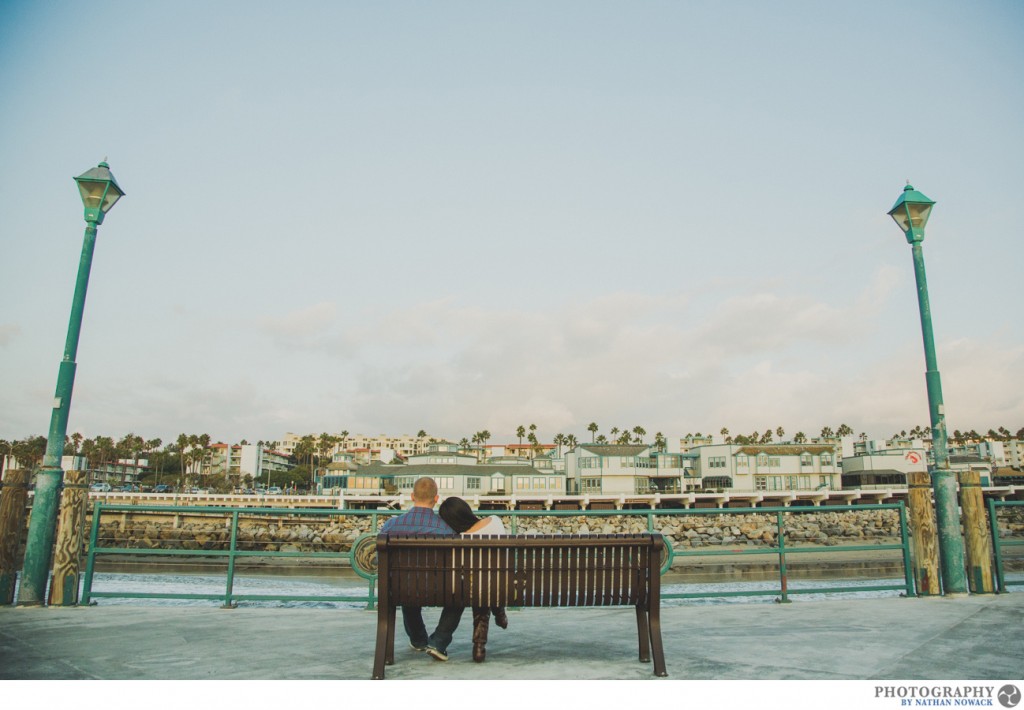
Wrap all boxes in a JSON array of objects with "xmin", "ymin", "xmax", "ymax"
[{"xmin": 438, "ymin": 497, "xmax": 480, "ymax": 533}]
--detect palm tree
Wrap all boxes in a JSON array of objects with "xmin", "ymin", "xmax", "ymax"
[
  {"xmin": 610, "ymin": 427, "xmax": 620, "ymax": 442},
  {"xmin": 596, "ymin": 435, "xmax": 608, "ymax": 444},
  {"xmin": 554, "ymin": 433, "xmax": 565, "ymax": 457},
  {"xmin": 565, "ymin": 434, "xmax": 578, "ymax": 450},
  {"xmin": 587, "ymin": 422, "xmax": 599, "ymax": 443},
  {"xmin": 776, "ymin": 426, "xmax": 785, "ymax": 442},
  {"xmin": 417, "ymin": 430, "xmax": 427, "ymax": 439},
  {"xmin": 632, "ymin": 426, "xmax": 646, "ymax": 445},
  {"xmin": 654, "ymin": 432, "xmax": 666, "ymax": 452},
  {"xmin": 820, "ymin": 426, "xmax": 834, "ymax": 439},
  {"xmin": 517, "ymin": 425, "xmax": 526, "ymax": 446},
  {"xmin": 760, "ymin": 429, "xmax": 773, "ymax": 444},
  {"xmin": 836, "ymin": 423, "xmax": 854, "ymax": 438},
  {"xmin": 793, "ymin": 431, "xmax": 807, "ymax": 444}
]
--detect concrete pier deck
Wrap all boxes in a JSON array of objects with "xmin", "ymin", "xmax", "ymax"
[{"xmin": 1, "ymin": 593, "xmax": 1022, "ymax": 681}]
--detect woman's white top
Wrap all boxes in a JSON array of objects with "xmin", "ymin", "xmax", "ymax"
[{"xmin": 465, "ymin": 515, "xmax": 505, "ymax": 536}]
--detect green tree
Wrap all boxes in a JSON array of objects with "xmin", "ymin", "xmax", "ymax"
[
  {"xmin": 587, "ymin": 422, "xmax": 599, "ymax": 443},
  {"xmin": 516, "ymin": 425, "xmax": 526, "ymax": 446},
  {"xmin": 776, "ymin": 427, "xmax": 785, "ymax": 441},
  {"xmin": 794, "ymin": 431, "xmax": 807, "ymax": 444},
  {"xmin": 654, "ymin": 432, "xmax": 666, "ymax": 452},
  {"xmin": 632, "ymin": 426, "xmax": 646, "ymax": 445},
  {"xmin": 565, "ymin": 434, "xmax": 578, "ymax": 450}
]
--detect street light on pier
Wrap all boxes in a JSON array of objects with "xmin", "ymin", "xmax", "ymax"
[
  {"xmin": 17, "ymin": 162, "xmax": 124, "ymax": 605},
  {"xmin": 887, "ymin": 182, "xmax": 967, "ymax": 595}
]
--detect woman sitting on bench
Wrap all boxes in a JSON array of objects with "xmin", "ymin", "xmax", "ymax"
[{"xmin": 438, "ymin": 497, "xmax": 510, "ymax": 663}]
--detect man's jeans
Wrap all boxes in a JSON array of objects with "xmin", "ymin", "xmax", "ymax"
[{"xmin": 402, "ymin": 605, "xmax": 465, "ymax": 653}]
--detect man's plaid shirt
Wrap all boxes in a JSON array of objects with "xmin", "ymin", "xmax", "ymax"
[{"xmin": 380, "ymin": 505, "xmax": 455, "ymax": 535}]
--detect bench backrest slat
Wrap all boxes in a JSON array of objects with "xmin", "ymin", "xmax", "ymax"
[{"xmin": 378, "ymin": 534, "xmax": 660, "ymax": 608}]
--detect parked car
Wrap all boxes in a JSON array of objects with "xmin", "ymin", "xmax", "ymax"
[
  {"xmin": 153, "ymin": 484, "xmax": 173, "ymax": 494},
  {"xmin": 266, "ymin": 486, "xmax": 283, "ymax": 495},
  {"xmin": 89, "ymin": 482, "xmax": 112, "ymax": 492}
]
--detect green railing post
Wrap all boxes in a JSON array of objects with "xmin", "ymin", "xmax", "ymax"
[
  {"xmin": 80, "ymin": 502, "xmax": 103, "ymax": 605},
  {"xmin": 222, "ymin": 511, "xmax": 239, "ymax": 608},
  {"xmin": 898, "ymin": 502, "xmax": 915, "ymax": 596},
  {"xmin": 776, "ymin": 510, "xmax": 790, "ymax": 603},
  {"xmin": 988, "ymin": 499, "xmax": 1007, "ymax": 594}
]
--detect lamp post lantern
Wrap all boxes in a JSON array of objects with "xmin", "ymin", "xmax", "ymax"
[
  {"xmin": 887, "ymin": 182, "xmax": 967, "ymax": 595},
  {"xmin": 16, "ymin": 162, "xmax": 124, "ymax": 605}
]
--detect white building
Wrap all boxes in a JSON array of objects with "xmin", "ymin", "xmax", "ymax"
[{"xmin": 692, "ymin": 444, "xmax": 841, "ymax": 493}]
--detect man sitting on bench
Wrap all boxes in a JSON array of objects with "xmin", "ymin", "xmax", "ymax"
[{"xmin": 379, "ymin": 476, "xmax": 465, "ymax": 661}]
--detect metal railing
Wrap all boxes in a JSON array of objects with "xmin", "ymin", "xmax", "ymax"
[
  {"xmin": 81, "ymin": 504, "xmax": 390, "ymax": 608},
  {"xmin": 79, "ymin": 501, "xmax": 915, "ymax": 607},
  {"xmin": 988, "ymin": 499, "xmax": 1024, "ymax": 592}
]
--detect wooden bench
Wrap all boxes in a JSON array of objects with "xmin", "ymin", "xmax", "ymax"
[{"xmin": 372, "ymin": 533, "xmax": 667, "ymax": 679}]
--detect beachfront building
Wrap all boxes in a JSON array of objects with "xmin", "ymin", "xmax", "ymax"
[
  {"xmin": 206, "ymin": 443, "xmax": 293, "ymax": 483},
  {"xmin": 691, "ymin": 443, "xmax": 841, "ymax": 493},
  {"xmin": 277, "ymin": 432, "xmax": 433, "ymax": 460},
  {"xmin": 564, "ymin": 444, "xmax": 693, "ymax": 495},
  {"xmin": 319, "ymin": 440, "xmax": 568, "ymax": 499},
  {"xmin": 483, "ymin": 443, "xmax": 558, "ymax": 461},
  {"xmin": 840, "ymin": 441, "xmax": 928, "ymax": 489}
]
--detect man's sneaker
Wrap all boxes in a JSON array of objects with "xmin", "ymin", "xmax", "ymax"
[
  {"xmin": 409, "ymin": 642, "xmax": 427, "ymax": 652},
  {"xmin": 426, "ymin": 646, "xmax": 449, "ymax": 662}
]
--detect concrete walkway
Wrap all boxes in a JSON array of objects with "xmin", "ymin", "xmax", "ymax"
[{"xmin": 1, "ymin": 594, "xmax": 1022, "ymax": 680}]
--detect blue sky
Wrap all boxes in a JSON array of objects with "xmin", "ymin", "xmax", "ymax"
[{"xmin": 1, "ymin": 1, "xmax": 1021, "ymax": 447}]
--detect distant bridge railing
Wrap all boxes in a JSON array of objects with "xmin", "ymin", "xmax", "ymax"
[{"xmin": 80, "ymin": 501, "xmax": 918, "ymax": 607}]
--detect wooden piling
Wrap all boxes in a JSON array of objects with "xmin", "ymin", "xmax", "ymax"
[
  {"xmin": 958, "ymin": 470, "xmax": 995, "ymax": 594},
  {"xmin": 907, "ymin": 471, "xmax": 941, "ymax": 596},
  {"xmin": 48, "ymin": 471, "xmax": 90, "ymax": 606},
  {"xmin": 0, "ymin": 470, "xmax": 30, "ymax": 605}
]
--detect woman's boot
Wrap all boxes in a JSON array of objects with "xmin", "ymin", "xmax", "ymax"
[{"xmin": 472, "ymin": 607, "xmax": 490, "ymax": 663}]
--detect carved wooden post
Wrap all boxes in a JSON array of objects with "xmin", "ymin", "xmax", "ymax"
[
  {"xmin": 958, "ymin": 470, "xmax": 995, "ymax": 594},
  {"xmin": 48, "ymin": 470, "xmax": 90, "ymax": 605},
  {"xmin": 0, "ymin": 470, "xmax": 30, "ymax": 605},
  {"xmin": 907, "ymin": 471, "xmax": 941, "ymax": 596}
]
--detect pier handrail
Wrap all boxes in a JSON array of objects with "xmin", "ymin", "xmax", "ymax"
[{"xmin": 79, "ymin": 501, "xmax": 918, "ymax": 607}]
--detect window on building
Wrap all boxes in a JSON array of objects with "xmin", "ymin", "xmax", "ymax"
[
  {"xmin": 582, "ymin": 477, "xmax": 602, "ymax": 493},
  {"xmin": 755, "ymin": 476, "xmax": 766, "ymax": 490},
  {"xmin": 736, "ymin": 455, "xmax": 748, "ymax": 468},
  {"xmin": 708, "ymin": 456, "xmax": 727, "ymax": 468},
  {"xmin": 821, "ymin": 454, "xmax": 833, "ymax": 465},
  {"xmin": 516, "ymin": 477, "xmax": 530, "ymax": 490},
  {"xmin": 800, "ymin": 454, "xmax": 812, "ymax": 466},
  {"xmin": 533, "ymin": 477, "xmax": 545, "ymax": 489},
  {"xmin": 579, "ymin": 457, "xmax": 599, "ymax": 469},
  {"xmin": 466, "ymin": 477, "xmax": 481, "ymax": 490}
]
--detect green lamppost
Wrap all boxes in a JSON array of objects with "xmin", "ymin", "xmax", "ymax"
[
  {"xmin": 16, "ymin": 161, "xmax": 124, "ymax": 605},
  {"xmin": 887, "ymin": 182, "xmax": 967, "ymax": 595}
]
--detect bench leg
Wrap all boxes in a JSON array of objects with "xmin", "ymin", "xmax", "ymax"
[
  {"xmin": 635, "ymin": 605, "xmax": 651, "ymax": 663},
  {"xmin": 385, "ymin": 603, "xmax": 397, "ymax": 665},
  {"xmin": 372, "ymin": 603, "xmax": 393, "ymax": 679},
  {"xmin": 648, "ymin": 604, "xmax": 668, "ymax": 677}
]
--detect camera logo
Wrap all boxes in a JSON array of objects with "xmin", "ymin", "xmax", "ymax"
[{"xmin": 998, "ymin": 685, "xmax": 1021, "ymax": 709}]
